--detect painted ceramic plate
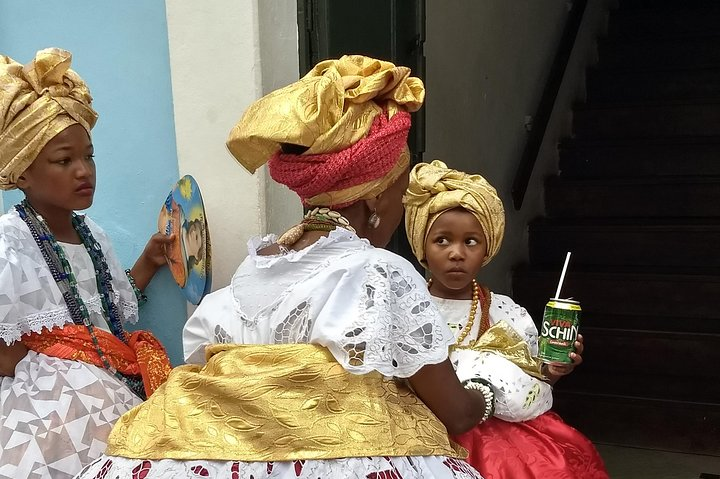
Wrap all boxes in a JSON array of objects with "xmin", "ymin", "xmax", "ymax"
[{"xmin": 158, "ymin": 175, "xmax": 212, "ymax": 305}]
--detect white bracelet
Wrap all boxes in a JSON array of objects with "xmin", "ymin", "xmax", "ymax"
[{"xmin": 462, "ymin": 378, "xmax": 495, "ymax": 423}]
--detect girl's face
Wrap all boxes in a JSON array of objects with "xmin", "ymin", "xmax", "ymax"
[
  {"xmin": 424, "ymin": 208, "xmax": 488, "ymax": 299},
  {"xmin": 18, "ymin": 124, "xmax": 95, "ymax": 216}
]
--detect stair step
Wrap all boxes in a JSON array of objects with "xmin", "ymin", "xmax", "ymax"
[
  {"xmin": 528, "ymin": 220, "xmax": 720, "ymax": 270},
  {"xmin": 609, "ymin": 7, "xmax": 720, "ymax": 38},
  {"xmin": 558, "ymin": 363, "xmax": 720, "ymax": 404},
  {"xmin": 512, "ymin": 269, "xmax": 720, "ymax": 320},
  {"xmin": 558, "ymin": 327, "xmax": 720, "ymax": 389},
  {"xmin": 587, "ymin": 68, "xmax": 720, "ymax": 103},
  {"xmin": 619, "ymin": 0, "xmax": 720, "ymax": 11},
  {"xmin": 573, "ymin": 101, "xmax": 720, "ymax": 139},
  {"xmin": 552, "ymin": 391, "xmax": 720, "ymax": 456},
  {"xmin": 599, "ymin": 36, "xmax": 720, "ymax": 70},
  {"xmin": 526, "ymin": 312, "xmax": 720, "ymax": 334},
  {"xmin": 544, "ymin": 176, "xmax": 720, "ymax": 218},
  {"xmin": 559, "ymin": 137, "xmax": 720, "ymax": 178}
]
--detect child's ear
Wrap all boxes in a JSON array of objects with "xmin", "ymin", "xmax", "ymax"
[{"xmin": 15, "ymin": 174, "xmax": 29, "ymax": 190}]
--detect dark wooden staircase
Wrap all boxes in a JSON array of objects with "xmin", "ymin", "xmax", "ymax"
[{"xmin": 512, "ymin": 0, "xmax": 720, "ymax": 455}]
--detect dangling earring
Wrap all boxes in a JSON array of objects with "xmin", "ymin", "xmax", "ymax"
[{"xmin": 368, "ymin": 211, "xmax": 381, "ymax": 229}]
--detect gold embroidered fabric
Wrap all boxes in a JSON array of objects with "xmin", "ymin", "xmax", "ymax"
[
  {"xmin": 226, "ymin": 55, "xmax": 425, "ymax": 174},
  {"xmin": 404, "ymin": 160, "xmax": 505, "ymax": 267},
  {"xmin": 0, "ymin": 48, "xmax": 97, "ymax": 190},
  {"xmin": 456, "ymin": 321, "xmax": 545, "ymax": 380},
  {"xmin": 107, "ymin": 343, "xmax": 464, "ymax": 461}
]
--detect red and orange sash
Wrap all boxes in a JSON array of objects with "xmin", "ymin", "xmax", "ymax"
[{"xmin": 23, "ymin": 325, "xmax": 171, "ymax": 397}]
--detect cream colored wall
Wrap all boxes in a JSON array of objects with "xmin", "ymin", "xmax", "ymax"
[
  {"xmin": 425, "ymin": 0, "xmax": 612, "ymax": 293},
  {"xmin": 165, "ymin": 0, "xmax": 301, "ymax": 297}
]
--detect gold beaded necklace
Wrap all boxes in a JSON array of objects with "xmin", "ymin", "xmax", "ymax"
[
  {"xmin": 277, "ymin": 207, "xmax": 356, "ymax": 247},
  {"xmin": 428, "ymin": 278, "xmax": 491, "ymax": 347}
]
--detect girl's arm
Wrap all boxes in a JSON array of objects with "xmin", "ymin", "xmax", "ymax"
[
  {"xmin": 129, "ymin": 232, "xmax": 175, "ymax": 292},
  {"xmin": 0, "ymin": 342, "xmax": 28, "ymax": 377},
  {"xmin": 409, "ymin": 358, "xmax": 490, "ymax": 435}
]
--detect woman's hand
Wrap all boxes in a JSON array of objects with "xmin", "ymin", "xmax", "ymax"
[
  {"xmin": 129, "ymin": 233, "xmax": 175, "ymax": 292},
  {"xmin": 544, "ymin": 333, "xmax": 584, "ymax": 384}
]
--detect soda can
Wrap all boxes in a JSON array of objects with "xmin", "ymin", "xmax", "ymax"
[{"xmin": 538, "ymin": 299, "xmax": 581, "ymax": 364}]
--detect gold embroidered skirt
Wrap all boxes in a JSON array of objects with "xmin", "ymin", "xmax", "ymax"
[{"xmin": 107, "ymin": 343, "xmax": 464, "ymax": 461}]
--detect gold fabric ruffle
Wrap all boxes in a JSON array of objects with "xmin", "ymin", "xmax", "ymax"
[
  {"xmin": 227, "ymin": 55, "xmax": 425, "ymax": 174},
  {"xmin": 0, "ymin": 48, "xmax": 97, "ymax": 190},
  {"xmin": 404, "ymin": 160, "xmax": 505, "ymax": 267},
  {"xmin": 455, "ymin": 321, "xmax": 545, "ymax": 380},
  {"xmin": 107, "ymin": 343, "xmax": 464, "ymax": 461}
]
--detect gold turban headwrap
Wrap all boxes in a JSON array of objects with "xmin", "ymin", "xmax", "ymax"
[
  {"xmin": 404, "ymin": 160, "xmax": 505, "ymax": 267},
  {"xmin": 0, "ymin": 48, "xmax": 98, "ymax": 190},
  {"xmin": 226, "ymin": 55, "xmax": 424, "ymax": 208}
]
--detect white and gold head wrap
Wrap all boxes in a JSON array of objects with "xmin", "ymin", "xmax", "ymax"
[
  {"xmin": 404, "ymin": 160, "xmax": 505, "ymax": 267},
  {"xmin": 0, "ymin": 48, "xmax": 98, "ymax": 190},
  {"xmin": 227, "ymin": 55, "xmax": 424, "ymax": 208}
]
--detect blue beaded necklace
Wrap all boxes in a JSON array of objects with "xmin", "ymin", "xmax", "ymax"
[{"xmin": 16, "ymin": 200, "xmax": 146, "ymax": 399}]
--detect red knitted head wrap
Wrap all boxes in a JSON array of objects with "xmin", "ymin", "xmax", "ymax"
[{"xmin": 268, "ymin": 110, "xmax": 410, "ymax": 208}]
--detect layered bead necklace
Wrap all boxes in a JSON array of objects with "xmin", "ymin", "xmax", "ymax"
[
  {"xmin": 277, "ymin": 207, "xmax": 356, "ymax": 247},
  {"xmin": 16, "ymin": 200, "xmax": 146, "ymax": 399},
  {"xmin": 428, "ymin": 278, "xmax": 491, "ymax": 347}
]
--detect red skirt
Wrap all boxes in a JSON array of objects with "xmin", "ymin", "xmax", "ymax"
[{"xmin": 452, "ymin": 411, "xmax": 609, "ymax": 479}]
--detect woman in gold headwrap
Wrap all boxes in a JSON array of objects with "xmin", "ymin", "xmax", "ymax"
[
  {"xmin": 0, "ymin": 48, "xmax": 172, "ymax": 479},
  {"xmin": 76, "ymin": 56, "xmax": 487, "ymax": 479},
  {"xmin": 404, "ymin": 160, "xmax": 609, "ymax": 479}
]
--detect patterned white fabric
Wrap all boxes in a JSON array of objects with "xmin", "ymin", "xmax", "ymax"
[
  {"xmin": 183, "ymin": 230, "xmax": 451, "ymax": 378},
  {"xmin": 0, "ymin": 209, "xmax": 139, "ymax": 345},
  {"xmin": 77, "ymin": 229, "xmax": 483, "ymax": 479},
  {"xmin": 436, "ymin": 294, "xmax": 553, "ymax": 423},
  {"xmin": 0, "ymin": 209, "xmax": 143, "ymax": 479}
]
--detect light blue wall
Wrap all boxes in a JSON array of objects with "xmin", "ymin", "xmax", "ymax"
[{"xmin": 1, "ymin": 0, "xmax": 187, "ymax": 365}]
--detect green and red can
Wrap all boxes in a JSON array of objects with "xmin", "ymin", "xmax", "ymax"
[{"xmin": 538, "ymin": 299, "xmax": 581, "ymax": 364}]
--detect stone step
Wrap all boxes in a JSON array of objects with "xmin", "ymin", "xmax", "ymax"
[
  {"xmin": 528, "ymin": 219, "xmax": 720, "ymax": 271},
  {"xmin": 559, "ymin": 137, "xmax": 720, "ymax": 178},
  {"xmin": 573, "ymin": 101, "xmax": 720, "ymax": 140},
  {"xmin": 556, "ymin": 327, "xmax": 720, "ymax": 397},
  {"xmin": 599, "ymin": 36, "xmax": 720, "ymax": 70},
  {"xmin": 587, "ymin": 68, "xmax": 720, "ymax": 104},
  {"xmin": 512, "ymin": 269, "xmax": 720, "ymax": 320},
  {"xmin": 544, "ymin": 176, "xmax": 720, "ymax": 218},
  {"xmin": 552, "ymin": 391, "xmax": 720, "ymax": 456},
  {"xmin": 609, "ymin": 7, "xmax": 720, "ymax": 38}
]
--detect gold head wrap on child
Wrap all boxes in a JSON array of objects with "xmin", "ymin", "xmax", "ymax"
[
  {"xmin": 404, "ymin": 160, "xmax": 505, "ymax": 267},
  {"xmin": 227, "ymin": 55, "xmax": 425, "ymax": 208},
  {"xmin": 0, "ymin": 47, "xmax": 98, "ymax": 190}
]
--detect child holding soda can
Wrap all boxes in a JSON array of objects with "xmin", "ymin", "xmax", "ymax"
[{"xmin": 404, "ymin": 160, "xmax": 609, "ymax": 479}]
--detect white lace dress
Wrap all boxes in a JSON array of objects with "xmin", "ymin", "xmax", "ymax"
[
  {"xmin": 76, "ymin": 229, "xmax": 483, "ymax": 479},
  {"xmin": 0, "ymin": 209, "xmax": 143, "ymax": 479},
  {"xmin": 435, "ymin": 295, "xmax": 553, "ymax": 422}
]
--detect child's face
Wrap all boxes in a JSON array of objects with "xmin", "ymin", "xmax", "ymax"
[
  {"xmin": 19, "ymin": 124, "xmax": 95, "ymax": 215},
  {"xmin": 424, "ymin": 208, "xmax": 488, "ymax": 294}
]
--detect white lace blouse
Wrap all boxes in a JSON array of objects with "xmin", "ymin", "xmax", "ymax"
[
  {"xmin": 183, "ymin": 228, "xmax": 454, "ymax": 378},
  {"xmin": 0, "ymin": 208, "xmax": 139, "ymax": 345},
  {"xmin": 435, "ymin": 294, "xmax": 553, "ymax": 422}
]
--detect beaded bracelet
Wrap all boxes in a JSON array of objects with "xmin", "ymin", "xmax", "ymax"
[
  {"xmin": 125, "ymin": 269, "xmax": 148, "ymax": 306},
  {"xmin": 462, "ymin": 377, "xmax": 496, "ymax": 423}
]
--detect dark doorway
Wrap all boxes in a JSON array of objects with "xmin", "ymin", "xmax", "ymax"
[{"xmin": 297, "ymin": 0, "xmax": 426, "ymax": 262}]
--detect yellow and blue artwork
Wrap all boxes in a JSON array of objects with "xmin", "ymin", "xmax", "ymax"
[{"xmin": 158, "ymin": 175, "xmax": 212, "ymax": 305}]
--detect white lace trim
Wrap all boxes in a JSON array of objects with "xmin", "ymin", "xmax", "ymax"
[
  {"xmin": 0, "ymin": 294, "xmax": 139, "ymax": 345},
  {"xmin": 332, "ymin": 261, "xmax": 451, "ymax": 378}
]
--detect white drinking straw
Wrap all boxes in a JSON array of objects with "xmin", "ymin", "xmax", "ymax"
[{"xmin": 554, "ymin": 252, "xmax": 572, "ymax": 299}]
